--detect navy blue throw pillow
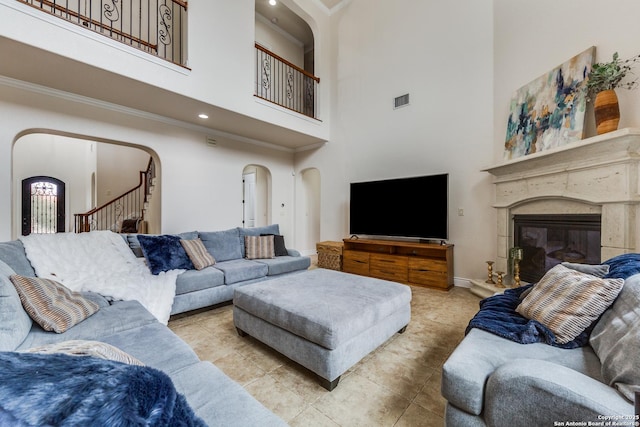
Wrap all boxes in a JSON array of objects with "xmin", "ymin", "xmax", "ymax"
[{"xmin": 137, "ymin": 235, "xmax": 194, "ymax": 275}]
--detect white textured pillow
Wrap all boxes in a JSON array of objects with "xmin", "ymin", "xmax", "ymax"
[
  {"xmin": 24, "ymin": 340, "xmax": 144, "ymax": 366},
  {"xmin": 516, "ymin": 264, "xmax": 624, "ymax": 344}
]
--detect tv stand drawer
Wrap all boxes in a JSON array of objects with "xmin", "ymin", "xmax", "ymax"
[
  {"xmin": 370, "ymin": 254, "xmax": 408, "ymax": 282},
  {"xmin": 343, "ymin": 250, "xmax": 370, "ymax": 275},
  {"xmin": 409, "ymin": 269, "xmax": 450, "ymax": 288},
  {"xmin": 409, "ymin": 258, "xmax": 450, "ymax": 289}
]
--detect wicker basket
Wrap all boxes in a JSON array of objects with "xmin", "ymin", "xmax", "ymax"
[{"xmin": 316, "ymin": 241, "xmax": 344, "ymax": 271}]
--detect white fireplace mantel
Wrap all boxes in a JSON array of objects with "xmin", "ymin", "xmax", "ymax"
[{"xmin": 484, "ymin": 127, "xmax": 640, "ymax": 274}]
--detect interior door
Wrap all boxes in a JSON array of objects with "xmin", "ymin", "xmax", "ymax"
[{"xmin": 243, "ymin": 172, "xmax": 257, "ymax": 228}]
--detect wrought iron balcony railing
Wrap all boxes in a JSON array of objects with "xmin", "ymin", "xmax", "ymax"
[
  {"xmin": 17, "ymin": 0, "xmax": 187, "ymax": 66},
  {"xmin": 255, "ymin": 43, "xmax": 320, "ymax": 119}
]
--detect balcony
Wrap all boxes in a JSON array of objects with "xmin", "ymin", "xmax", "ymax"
[
  {"xmin": 15, "ymin": 0, "xmax": 187, "ymax": 66},
  {"xmin": 255, "ymin": 43, "xmax": 320, "ymax": 120}
]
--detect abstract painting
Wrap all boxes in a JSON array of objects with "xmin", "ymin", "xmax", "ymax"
[{"xmin": 504, "ymin": 47, "xmax": 595, "ymax": 160}]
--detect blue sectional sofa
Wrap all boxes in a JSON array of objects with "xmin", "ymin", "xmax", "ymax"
[
  {"xmin": 0, "ymin": 224, "xmax": 308, "ymax": 425},
  {"xmin": 442, "ymin": 259, "xmax": 640, "ymax": 426},
  {"xmin": 125, "ymin": 224, "xmax": 311, "ymax": 315}
]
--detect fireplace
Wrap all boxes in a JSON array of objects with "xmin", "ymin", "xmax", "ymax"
[
  {"xmin": 484, "ymin": 128, "xmax": 640, "ymax": 280},
  {"xmin": 514, "ymin": 214, "xmax": 601, "ymax": 283}
]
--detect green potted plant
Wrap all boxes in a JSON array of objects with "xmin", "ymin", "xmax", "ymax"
[{"xmin": 587, "ymin": 52, "xmax": 640, "ymax": 134}]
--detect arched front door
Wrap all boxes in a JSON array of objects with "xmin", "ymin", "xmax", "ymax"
[{"xmin": 22, "ymin": 176, "xmax": 66, "ymax": 235}]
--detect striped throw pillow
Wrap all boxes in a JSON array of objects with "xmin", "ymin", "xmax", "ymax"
[
  {"xmin": 244, "ymin": 235, "xmax": 275, "ymax": 260},
  {"xmin": 516, "ymin": 264, "xmax": 624, "ymax": 344},
  {"xmin": 9, "ymin": 275, "xmax": 100, "ymax": 334},
  {"xmin": 180, "ymin": 238, "xmax": 216, "ymax": 270}
]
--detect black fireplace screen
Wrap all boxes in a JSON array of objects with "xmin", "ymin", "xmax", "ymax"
[{"xmin": 513, "ymin": 214, "xmax": 602, "ymax": 283}]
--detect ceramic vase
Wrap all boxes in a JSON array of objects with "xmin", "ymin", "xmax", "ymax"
[{"xmin": 594, "ymin": 89, "xmax": 620, "ymax": 135}]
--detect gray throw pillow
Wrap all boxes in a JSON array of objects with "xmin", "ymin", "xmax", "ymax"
[
  {"xmin": 0, "ymin": 241, "xmax": 36, "ymax": 276},
  {"xmin": 0, "ymin": 260, "xmax": 32, "ymax": 351},
  {"xmin": 199, "ymin": 228, "xmax": 243, "ymax": 262},
  {"xmin": 561, "ymin": 262, "xmax": 609, "ymax": 278},
  {"xmin": 590, "ymin": 273, "xmax": 640, "ymax": 403}
]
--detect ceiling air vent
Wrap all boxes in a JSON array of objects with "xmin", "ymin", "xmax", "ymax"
[{"xmin": 394, "ymin": 93, "xmax": 410, "ymax": 109}]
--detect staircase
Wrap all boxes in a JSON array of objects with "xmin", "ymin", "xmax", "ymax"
[{"xmin": 74, "ymin": 158, "xmax": 155, "ymax": 233}]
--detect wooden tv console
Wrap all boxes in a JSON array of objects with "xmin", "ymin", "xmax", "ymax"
[{"xmin": 342, "ymin": 238, "xmax": 454, "ymax": 290}]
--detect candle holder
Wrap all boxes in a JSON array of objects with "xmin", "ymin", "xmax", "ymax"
[
  {"xmin": 496, "ymin": 271, "xmax": 505, "ymax": 288},
  {"xmin": 509, "ymin": 247, "xmax": 524, "ymax": 287},
  {"xmin": 514, "ymin": 260, "xmax": 521, "ymax": 287},
  {"xmin": 485, "ymin": 261, "xmax": 495, "ymax": 284}
]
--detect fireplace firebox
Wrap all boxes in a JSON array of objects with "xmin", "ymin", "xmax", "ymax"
[{"xmin": 513, "ymin": 214, "xmax": 602, "ymax": 283}]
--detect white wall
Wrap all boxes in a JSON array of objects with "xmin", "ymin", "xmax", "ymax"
[
  {"xmin": 493, "ymin": 0, "xmax": 640, "ymax": 161},
  {"xmin": 255, "ymin": 15, "xmax": 305, "ymax": 69},
  {"xmin": 0, "ymin": 83, "xmax": 297, "ymax": 242},
  {"xmin": 296, "ymin": 0, "xmax": 495, "ymax": 282},
  {"xmin": 295, "ymin": 167, "xmax": 320, "ymax": 253},
  {"xmin": 96, "ymin": 143, "xmax": 151, "ymax": 207}
]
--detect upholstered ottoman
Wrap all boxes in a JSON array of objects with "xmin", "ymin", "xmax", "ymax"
[{"xmin": 233, "ymin": 269, "xmax": 411, "ymax": 390}]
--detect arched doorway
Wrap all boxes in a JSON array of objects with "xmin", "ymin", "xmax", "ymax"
[
  {"xmin": 242, "ymin": 165, "xmax": 272, "ymax": 228},
  {"xmin": 12, "ymin": 132, "xmax": 159, "ymax": 237},
  {"xmin": 21, "ymin": 176, "xmax": 65, "ymax": 235}
]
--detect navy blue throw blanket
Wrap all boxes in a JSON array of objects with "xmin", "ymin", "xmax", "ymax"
[
  {"xmin": 466, "ymin": 253, "xmax": 640, "ymax": 348},
  {"xmin": 465, "ymin": 285, "xmax": 590, "ymax": 348},
  {"xmin": 0, "ymin": 352, "xmax": 207, "ymax": 427},
  {"xmin": 603, "ymin": 253, "xmax": 640, "ymax": 280}
]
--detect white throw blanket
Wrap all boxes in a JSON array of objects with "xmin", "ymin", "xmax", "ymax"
[{"xmin": 19, "ymin": 231, "xmax": 181, "ymax": 325}]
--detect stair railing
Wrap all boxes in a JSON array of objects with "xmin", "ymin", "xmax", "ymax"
[{"xmin": 75, "ymin": 157, "xmax": 155, "ymax": 233}]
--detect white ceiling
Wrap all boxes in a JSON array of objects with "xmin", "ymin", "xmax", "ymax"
[
  {"xmin": 318, "ymin": 0, "xmax": 346, "ymax": 9},
  {"xmin": 255, "ymin": 1, "xmax": 314, "ymax": 50},
  {"xmin": 254, "ymin": 0, "xmax": 350, "ymax": 50}
]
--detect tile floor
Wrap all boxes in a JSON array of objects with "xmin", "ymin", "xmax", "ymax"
[{"xmin": 169, "ymin": 268, "xmax": 481, "ymax": 427}]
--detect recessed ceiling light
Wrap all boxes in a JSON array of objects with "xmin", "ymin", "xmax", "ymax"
[
  {"xmin": 198, "ymin": 114, "xmax": 209, "ymax": 119},
  {"xmin": 269, "ymin": 0, "xmax": 276, "ymax": 5}
]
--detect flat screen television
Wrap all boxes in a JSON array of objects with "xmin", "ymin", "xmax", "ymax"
[{"xmin": 349, "ymin": 173, "xmax": 448, "ymax": 241}]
